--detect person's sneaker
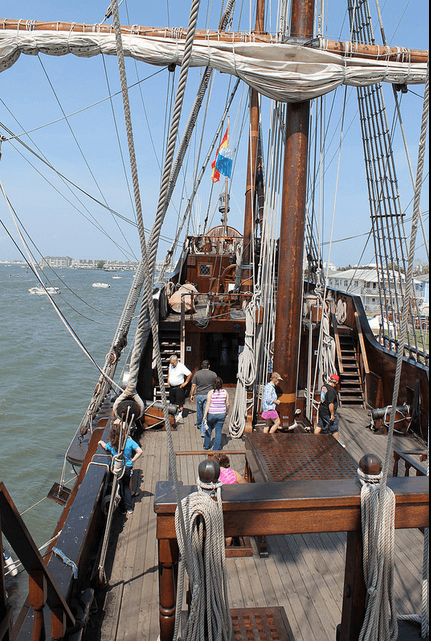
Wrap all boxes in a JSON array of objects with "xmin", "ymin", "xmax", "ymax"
[
  {"xmin": 127, "ymin": 509, "xmax": 133, "ymax": 514},
  {"xmin": 176, "ymin": 412, "xmax": 183, "ymax": 421}
]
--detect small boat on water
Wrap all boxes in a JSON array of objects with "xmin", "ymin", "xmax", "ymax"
[
  {"xmin": 28, "ymin": 286, "xmax": 60, "ymax": 295},
  {"xmin": 92, "ymin": 282, "xmax": 110, "ymax": 288}
]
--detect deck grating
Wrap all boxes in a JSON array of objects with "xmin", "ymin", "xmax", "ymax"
[{"xmin": 95, "ymin": 399, "xmax": 428, "ymax": 641}]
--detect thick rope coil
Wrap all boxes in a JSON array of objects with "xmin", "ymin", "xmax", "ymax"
[
  {"xmin": 174, "ymin": 481, "xmax": 233, "ymax": 641},
  {"xmin": 357, "ymin": 467, "xmax": 397, "ymax": 641}
]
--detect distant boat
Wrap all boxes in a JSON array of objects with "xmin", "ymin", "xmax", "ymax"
[
  {"xmin": 28, "ymin": 286, "xmax": 60, "ymax": 295},
  {"xmin": 112, "ymin": 276, "xmax": 122, "ymax": 279},
  {"xmin": 92, "ymin": 282, "xmax": 110, "ymax": 288}
]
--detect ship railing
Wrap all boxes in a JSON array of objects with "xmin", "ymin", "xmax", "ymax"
[
  {"xmin": 182, "ymin": 290, "xmax": 252, "ymax": 323},
  {"xmin": 0, "ymin": 482, "xmax": 75, "ymax": 640},
  {"xmin": 381, "ymin": 335, "xmax": 429, "ymax": 367},
  {"xmin": 186, "ymin": 235, "xmax": 242, "ymax": 256}
]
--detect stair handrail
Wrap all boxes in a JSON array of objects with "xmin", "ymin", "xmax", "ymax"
[
  {"xmin": 0, "ymin": 483, "xmax": 75, "ymax": 640},
  {"xmin": 330, "ymin": 301, "xmax": 344, "ymax": 374},
  {"xmin": 354, "ymin": 311, "xmax": 370, "ymax": 376}
]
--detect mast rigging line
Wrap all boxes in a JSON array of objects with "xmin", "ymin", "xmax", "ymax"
[
  {"xmin": 0, "ymin": 122, "xmax": 174, "ymax": 246},
  {"xmin": 0, "ymin": 67, "xmax": 167, "ymax": 143},
  {"xmin": 0, "ymin": 179, "xmax": 123, "ymax": 393},
  {"xmin": 107, "ymin": 0, "xmax": 207, "ymax": 625}
]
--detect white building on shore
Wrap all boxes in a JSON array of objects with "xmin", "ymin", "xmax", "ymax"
[{"xmin": 327, "ymin": 265, "xmax": 424, "ymax": 317}]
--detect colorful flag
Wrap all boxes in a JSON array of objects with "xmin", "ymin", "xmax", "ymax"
[
  {"xmin": 215, "ymin": 146, "xmax": 233, "ymax": 179},
  {"xmin": 211, "ymin": 129, "xmax": 228, "ymax": 183}
]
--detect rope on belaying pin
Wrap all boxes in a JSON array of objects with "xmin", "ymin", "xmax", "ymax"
[
  {"xmin": 357, "ymin": 465, "xmax": 397, "ymax": 641},
  {"xmin": 173, "ymin": 479, "xmax": 233, "ymax": 641},
  {"xmin": 229, "ymin": 295, "xmax": 257, "ymax": 438}
]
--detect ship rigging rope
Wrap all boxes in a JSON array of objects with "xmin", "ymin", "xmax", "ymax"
[
  {"xmin": 229, "ymin": 295, "xmax": 257, "ymax": 438},
  {"xmin": 310, "ymin": 86, "xmax": 347, "ymax": 403},
  {"xmin": 108, "ymin": 0, "xmax": 204, "ymax": 616},
  {"xmin": 357, "ymin": 56, "xmax": 429, "ymax": 641},
  {"xmin": 173, "ymin": 479, "xmax": 233, "ymax": 641},
  {"xmin": 97, "ymin": 417, "xmax": 130, "ymax": 585}
]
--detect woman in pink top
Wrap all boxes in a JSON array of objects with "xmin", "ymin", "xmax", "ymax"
[
  {"xmin": 212, "ymin": 453, "xmax": 246, "ymax": 484},
  {"xmin": 203, "ymin": 377, "xmax": 230, "ymax": 451},
  {"xmin": 212, "ymin": 452, "xmax": 246, "ymax": 546}
]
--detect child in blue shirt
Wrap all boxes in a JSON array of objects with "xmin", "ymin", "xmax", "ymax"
[{"xmin": 99, "ymin": 419, "xmax": 142, "ymax": 514}]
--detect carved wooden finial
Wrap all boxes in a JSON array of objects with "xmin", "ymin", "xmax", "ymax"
[{"xmin": 359, "ymin": 453, "xmax": 382, "ymax": 475}]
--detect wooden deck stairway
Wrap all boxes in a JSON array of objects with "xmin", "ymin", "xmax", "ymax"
[
  {"xmin": 330, "ymin": 305, "xmax": 365, "ymax": 408},
  {"xmin": 337, "ymin": 332, "xmax": 365, "ymax": 407},
  {"xmin": 154, "ymin": 321, "xmax": 181, "ymax": 402}
]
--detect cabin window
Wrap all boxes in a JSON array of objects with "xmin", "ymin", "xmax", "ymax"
[
  {"xmin": 354, "ymin": 280, "xmax": 359, "ymax": 287},
  {"xmin": 199, "ymin": 264, "xmax": 212, "ymax": 276}
]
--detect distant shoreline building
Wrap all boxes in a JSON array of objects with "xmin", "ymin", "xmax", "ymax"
[
  {"xmin": 41, "ymin": 257, "xmax": 138, "ymax": 270},
  {"xmin": 327, "ymin": 265, "xmax": 425, "ymax": 317}
]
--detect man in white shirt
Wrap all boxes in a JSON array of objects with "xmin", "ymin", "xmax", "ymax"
[{"xmin": 167, "ymin": 355, "xmax": 192, "ymax": 421}]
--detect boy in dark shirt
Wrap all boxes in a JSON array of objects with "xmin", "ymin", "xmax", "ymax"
[{"xmin": 315, "ymin": 374, "xmax": 340, "ymax": 440}]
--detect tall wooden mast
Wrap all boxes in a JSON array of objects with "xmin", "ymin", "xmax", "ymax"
[
  {"xmin": 242, "ymin": 0, "xmax": 265, "ymax": 289},
  {"xmin": 273, "ymin": 0, "xmax": 315, "ymax": 427}
]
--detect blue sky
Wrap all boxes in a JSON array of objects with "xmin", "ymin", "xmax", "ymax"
[{"xmin": 0, "ymin": 0, "xmax": 428, "ymax": 268}]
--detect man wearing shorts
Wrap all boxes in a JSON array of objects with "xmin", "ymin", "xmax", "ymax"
[
  {"xmin": 261, "ymin": 372, "xmax": 283, "ymax": 433},
  {"xmin": 167, "ymin": 355, "xmax": 192, "ymax": 421},
  {"xmin": 315, "ymin": 374, "xmax": 340, "ymax": 440}
]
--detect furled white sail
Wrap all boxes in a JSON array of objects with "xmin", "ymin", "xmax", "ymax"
[{"xmin": 0, "ymin": 30, "xmax": 426, "ymax": 102}]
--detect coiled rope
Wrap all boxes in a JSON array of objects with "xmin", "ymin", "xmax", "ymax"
[
  {"xmin": 174, "ymin": 479, "xmax": 233, "ymax": 641},
  {"xmin": 357, "ymin": 467, "xmax": 397, "ymax": 641}
]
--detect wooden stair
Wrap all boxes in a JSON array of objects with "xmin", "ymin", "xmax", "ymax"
[
  {"xmin": 337, "ymin": 333, "xmax": 365, "ymax": 407},
  {"xmin": 154, "ymin": 321, "xmax": 181, "ymax": 402}
]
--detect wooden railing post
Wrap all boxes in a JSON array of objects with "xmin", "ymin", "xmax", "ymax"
[
  {"xmin": 158, "ymin": 538, "xmax": 179, "ymax": 641},
  {"xmin": 28, "ymin": 569, "xmax": 46, "ymax": 641}
]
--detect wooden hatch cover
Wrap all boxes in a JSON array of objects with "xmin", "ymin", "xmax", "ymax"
[{"xmin": 231, "ymin": 606, "xmax": 293, "ymax": 640}]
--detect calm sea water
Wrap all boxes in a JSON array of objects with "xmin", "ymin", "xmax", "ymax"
[{"xmin": 0, "ymin": 263, "xmax": 138, "ymax": 608}]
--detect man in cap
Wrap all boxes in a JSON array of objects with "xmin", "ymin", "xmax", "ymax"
[
  {"xmin": 261, "ymin": 372, "xmax": 285, "ymax": 433},
  {"xmin": 315, "ymin": 373, "xmax": 340, "ymax": 440}
]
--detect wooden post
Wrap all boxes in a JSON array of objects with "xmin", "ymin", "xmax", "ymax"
[
  {"xmin": 338, "ymin": 530, "xmax": 366, "ymax": 641},
  {"xmin": 29, "ymin": 568, "xmax": 46, "ymax": 641},
  {"xmin": 158, "ymin": 538, "xmax": 179, "ymax": 641},
  {"xmin": 273, "ymin": 0, "xmax": 315, "ymax": 427}
]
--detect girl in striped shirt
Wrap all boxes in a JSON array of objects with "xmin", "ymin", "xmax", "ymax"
[{"xmin": 203, "ymin": 377, "xmax": 230, "ymax": 451}]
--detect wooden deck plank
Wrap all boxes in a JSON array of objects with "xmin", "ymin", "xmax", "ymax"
[
  {"xmin": 139, "ymin": 430, "xmax": 164, "ymax": 641},
  {"xmin": 116, "ymin": 431, "xmax": 156, "ymax": 641},
  {"xmin": 268, "ymin": 535, "xmax": 317, "ymax": 641},
  {"xmin": 281, "ymin": 533, "xmax": 334, "ymax": 641},
  {"xmin": 287, "ymin": 532, "xmax": 342, "ymax": 637}
]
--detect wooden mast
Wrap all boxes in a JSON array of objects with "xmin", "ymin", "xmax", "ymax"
[
  {"xmin": 242, "ymin": 0, "xmax": 265, "ymax": 290},
  {"xmin": 272, "ymin": 0, "xmax": 315, "ymax": 427}
]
